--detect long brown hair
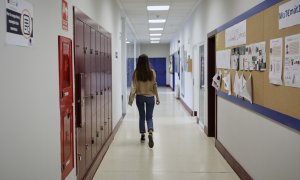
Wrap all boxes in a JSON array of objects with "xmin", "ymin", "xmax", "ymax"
[{"xmin": 134, "ymin": 54, "xmax": 153, "ymax": 82}]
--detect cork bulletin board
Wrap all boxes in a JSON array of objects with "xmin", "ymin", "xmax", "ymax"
[{"xmin": 216, "ymin": 0, "xmax": 300, "ymax": 120}]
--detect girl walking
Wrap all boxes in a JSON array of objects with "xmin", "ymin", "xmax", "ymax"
[{"xmin": 128, "ymin": 54, "xmax": 160, "ymax": 148}]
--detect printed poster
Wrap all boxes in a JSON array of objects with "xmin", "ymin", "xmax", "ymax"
[
  {"xmin": 245, "ymin": 42, "xmax": 266, "ymax": 71},
  {"xmin": 269, "ymin": 38, "xmax": 283, "ymax": 85},
  {"xmin": 284, "ymin": 34, "xmax": 300, "ymax": 88},
  {"xmin": 225, "ymin": 20, "xmax": 246, "ymax": 48},
  {"xmin": 6, "ymin": 0, "xmax": 33, "ymax": 47},
  {"xmin": 279, "ymin": 0, "xmax": 300, "ymax": 29}
]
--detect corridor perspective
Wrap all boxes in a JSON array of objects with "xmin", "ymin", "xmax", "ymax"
[{"xmin": 93, "ymin": 88, "xmax": 239, "ymax": 180}]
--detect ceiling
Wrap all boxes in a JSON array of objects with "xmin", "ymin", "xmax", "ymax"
[{"xmin": 118, "ymin": 0, "xmax": 202, "ymax": 44}]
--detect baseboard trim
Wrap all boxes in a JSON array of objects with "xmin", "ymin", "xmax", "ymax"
[
  {"xmin": 215, "ymin": 139, "xmax": 253, "ymax": 180},
  {"xmin": 204, "ymin": 125, "xmax": 208, "ymax": 136},
  {"xmin": 179, "ymin": 98, "xmax": 193, "ymax": 116},
  {"xmin": 84, "ymin": 115, "xmax": 125, "ymax": 180}
]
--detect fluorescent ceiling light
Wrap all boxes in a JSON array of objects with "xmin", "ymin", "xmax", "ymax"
[
  {"xmin": 150, "ymin": 38, "xmax": 160, "ymax": 40},
  {"xmin": 151, "ymin": 41, "xmax": 160, "ymax": 43},
  {"xmin": 149, "ymin": 19, "xmax": 166, "ymax": 23},
  {"xmin": 126, "ymin": 41, "xmax": 130, "ymax": 44},
  {"xmin": 147, "ymin": 6, "xmax": 170, "ymax": 11},
  {"xmin": 150, "ymin": 34, "xmax": 162, "ymax": 36},
  {"xmin": 149, "ymin": 28, "xmax": 163, "ymax": 31}
]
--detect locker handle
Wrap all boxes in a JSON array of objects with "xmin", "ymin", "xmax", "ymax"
[
  {"xmin": 90, "ymin": 94, "xmax": 94, "ymax": 99},
  {"xmin": 100, "ymin": 91, "xmax": 103, "ymax": 95},
  {"xmin": 96, "ymin": 92, "xmax": 99, "ymax": 95},
  {"xmin": 100, "ymin": 126, "xmax": 104, "ymax": 130},
  {"xmin": 77, "ymin": 73, "xmax": 85, "ymax": 128},
  {"xmin": 78, "ymin": 153, "xmax": 82, "ymax": 161},
  {"xmin": 91, "ymin": 137, "xmax": 95, "ymax": 144},
  {"xmin": 85, "ymin": 144, "xmax": 89, "ymax": 150},
  {"xmin": 96, "ymin": 131, "xmax": 100, "ymax": 137}
]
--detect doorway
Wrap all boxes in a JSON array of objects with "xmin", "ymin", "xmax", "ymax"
[
  {"xmin": 206, "ymin": 35, "xmax": 216, "ymax": 137},
  {"xmin": 199, "ymin": 44, "xmax": 205, "ymax": 126},
  {"xmin": 149, "ymin": 58, "xmax": 167, "ymax": 86}
]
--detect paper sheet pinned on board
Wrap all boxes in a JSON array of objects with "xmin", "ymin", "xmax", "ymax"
[
  {"xmin": 216, "ymin": 50, "xmax": 231, "ymax": 69},
  {"xmin": 269, "ymin": 38, "xmax": 283, "ymax": 85},
  {"xmin": 223, "ymin": 73, "xmax": 231, "ymax": 95},
  {"xmin": 240, "ymin": 74, "xmax": 253, "ymax": 104},
  {"xmin": 234, "ymin": 72, "xmax": 241, "ymax": 96},
  {"xmin": 284, "ymin": 34, "xmax": 300, "ymax": 88},
  {"xmin": 212, "ymin": 71, "xmax": 222, "ymax": 90}
]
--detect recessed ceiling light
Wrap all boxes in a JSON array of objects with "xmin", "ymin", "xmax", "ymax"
[
  {"xmin": 151, "ymin": 41, "xmax": 160, "ymax": 43},
  {"xmin": 126, "ymin": 41, "xmax": 130, "ymax": 44},
  {"xmin": 147, "ymin": 6, "xmax": 170, "ymax": 11},
  {"xmin": 149, "ymin": 19, "xmax": 166, "ymax": 23},
  {"xmin": 150, "ymin": 38, "xmax": 160, "ymax": 40},
  {"xmin": 150, "ymin": 34, "xmax": 162, "ymax": 36},
  {"xmin": 149, "ymin": 28, "xmax": 163, "ymax": 31}
]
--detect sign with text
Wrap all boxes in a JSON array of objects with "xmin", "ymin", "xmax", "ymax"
[
  {"xmin": 6, "ymin": 0, "xmax": 33, "ymax": 47},
  {"xmin": 225, "ymin": 20, "xmax": 246, "ymax": 48},
  {"xmin": 279, "ymin": 0, "xmax": 300, "ymax": 29},
  {"xmin": 62, "ymin": 0, "xmax": 68, "ymax": 31}
]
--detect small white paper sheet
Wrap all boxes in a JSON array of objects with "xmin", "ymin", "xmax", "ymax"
[
  {"xmin": 223, "ymin": 73, "xmax": 231, "ymax": 95},
  {"xmin": 212, "ymin": 71, "xmax": 222, "ymax": 90},
  {"xmin": 240, "ymin": 74, "xmax": 253, "ymax": 104}
]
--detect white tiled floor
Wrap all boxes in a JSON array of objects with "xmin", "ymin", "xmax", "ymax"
[{"xmin": 93, "ymin": 88, "xmax": 239, "ymax": 180}]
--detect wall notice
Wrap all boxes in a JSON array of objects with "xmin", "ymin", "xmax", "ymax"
[
  {"xmin": 279, "ymin": 0, "xmax": 300, "ymax": 29},
  {"xmin": 269, "ymin": 38, "xmax": 283, "ymax": 85},
  {"xmin": 284, "ymin": 34, "xmax": 300, "ymax": 88},
  {"xmin": 6, "ymin": 0, "xmax": 33, "ymax": 47},
  {"xmin": 225, "ymin": 20, "xmax": 246, "ymax": 48}
]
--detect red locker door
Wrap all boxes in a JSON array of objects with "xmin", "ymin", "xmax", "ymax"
[
  {"xmin": 95, "ymin": 31, "xmax": 102, "ymax": 150},
  {"xmin": 90, "ymin": 28, "xmax": 97, "ymax": 159},
  {"xmin": 84, "ymin": 23, "xmax": 92, "ymax": 169},
  {"xmin": 58, "ymin": 36, "xmax": 74, "ymax": 180},
  {"xmin": 74, "ymin": 19, "xmax": 86, "ymax": 180}
]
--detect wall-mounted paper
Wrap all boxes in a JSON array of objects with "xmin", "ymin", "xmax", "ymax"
[
  {"xmin": 269, "ymin": 38, "xmax": 283, "ymax": 85},
  {"xmin": 212, "ymin": 71, "xmax": 222, "ymax": 90},
  {"xmin": 216, "ymin": 49, "xmax": 231, "ymax": 69},
  {"xmin": 246, "ymin": 42, "xmax": 266, "ymax": 71},
  {"xmin": 279, "ymin": 0, "xmax": 300, "ymax": 29},
  {"xmin": 225, "ymin": 20, "xmax": 246, "ymax": 48},
  {"xmin": 223, "ymin": 73, "xmax": 231, "ymax": 95},
  {"xmin": 240, "ymin": 74, "xmax": 253, "ymax": 104},
  {"xmin": 284, "ymin": 34, "xmax": 300, "ymax": 88},
  {"xmin": 233, "ymin": 72, "xmax": 246, "ymax": 97}
]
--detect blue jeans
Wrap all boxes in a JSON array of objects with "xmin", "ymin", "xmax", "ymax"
[{"xmin": 136, "ymin": 95, "xmax": 155, "ymax": 133}]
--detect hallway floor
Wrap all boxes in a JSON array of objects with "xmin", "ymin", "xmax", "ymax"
[{"xmin": 93, "ymin": 88, "xmax": 239, "ymax": 180}]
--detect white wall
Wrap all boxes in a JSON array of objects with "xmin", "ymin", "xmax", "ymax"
[
  {"xmin": 0, "ymin": 0, "xmax": 123, "ymax": 179},
  {"xmin": 218, "ymin": 98, "xmax": 300, "ymax": 180},
  {"xmin": 170, "ymin": 0, "xmax": 300, "ymax": 179},
  {"xmin": 140, "ymin": 44, "xmax": 170, "ymax": 85}
]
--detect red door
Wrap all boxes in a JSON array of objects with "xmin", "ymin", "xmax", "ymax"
[{"xmin": 58, "ymin": 36, "xmax": 74, "ymax": 180}]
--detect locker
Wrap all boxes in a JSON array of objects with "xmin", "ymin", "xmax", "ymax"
[
  {"xmin": 84, "ymin": 23, "xmax": 92, "ymax": 169},
  {"xmin": 74, "ymin": 19, "xmax": 86, "ymax": 180},
  {"xmin": 90, "ymin": 28, "xmax": 97, "ymax": 159},
  {"xmin": 74, "ymin": 8, "xmax": 112, "ymax": 179},
  {"xmin": 95, "ymin": 31, "xmax": 102, "ymax": 151},
  {"xmin": 108, "ymin": 38, "xmax": 112, "ymax": 135}
]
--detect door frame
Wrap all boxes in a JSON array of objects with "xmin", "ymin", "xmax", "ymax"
[{"xmin": 206, "ymin": 32, "xmax": 217, "ymax": 137}]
